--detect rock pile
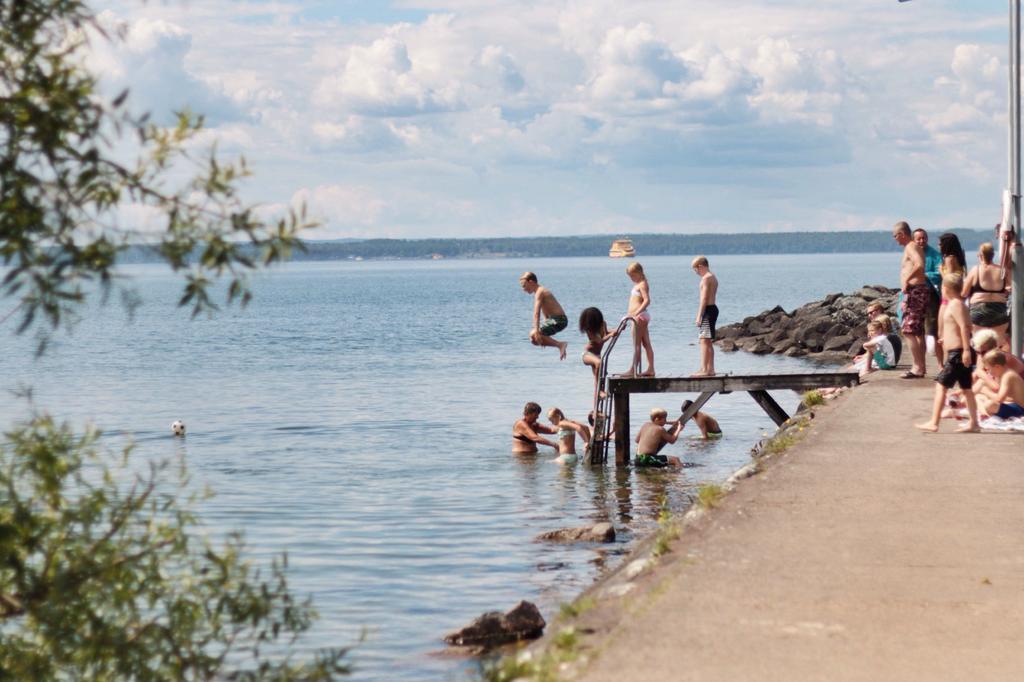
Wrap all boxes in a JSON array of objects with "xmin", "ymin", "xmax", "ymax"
[{"xmin": 715, "ymin": 285, "xmax": 899, "ymax": 363}]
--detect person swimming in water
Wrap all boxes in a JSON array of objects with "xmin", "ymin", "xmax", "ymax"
[
  {"xmin": 680, "ymin": 400, "xmax": 723, "ymax": 440},
  {"xmin": 546, "ymin": 407, "xmax": 591, "ymax": 465},
  {"xmin": 512, "ymin": 402, "xmax": 559, "ymax": 454}
]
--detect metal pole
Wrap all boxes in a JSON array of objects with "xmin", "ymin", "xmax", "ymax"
[{"xmin": 1013, "ymin": 0, "xmax": 1024, "ymax": 356}]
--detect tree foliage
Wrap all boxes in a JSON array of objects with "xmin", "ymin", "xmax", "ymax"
[
  {"xmin": 0, "ymin": 1, "xmax": 347, "ymax": 678},
  {"xmin": 0, "ymin": 416, "xmax": 350, "ymax": 680},
  {"xmin": 0, "ymin": 0, "xmax": 311, "ymax": 340}
]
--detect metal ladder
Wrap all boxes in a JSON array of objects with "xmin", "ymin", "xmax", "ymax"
[{"xmin": 586, "ymin": 317, "xmax": 635, "ymax": 464}]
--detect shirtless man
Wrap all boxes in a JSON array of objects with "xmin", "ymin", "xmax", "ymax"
[
  {"xmin": 976, "ymin": 350, "xmax": 1024, "ymax": 420},
  {"xmin": 915, "ymin": 273, "xmax": 979, "ymax": 433},
  {"xmin": 893, "ymin": 221, "xmax": 928, "ymax": 378},
  {"xmin": 913, "ymin": 228, "xmax": 942, "ymax": 364},
  {"xmin": 634, "ymin": 408, "xmax": 683, "ymax": 467},
  {"xmin": 519, "ymin": 272, "xmax": 568, "ymax": 360},
  {"xmin": 692, "ymin": 256, "xmax": 719, "ymax": 376},
  {"xmin": 512, "ymin": 402, "xmax": 559, "ymax": 453}
]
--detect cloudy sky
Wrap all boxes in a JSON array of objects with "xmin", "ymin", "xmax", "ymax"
[{"xmin": 91, "ymin": 0, "xmax": 1007, "ymax": 239}]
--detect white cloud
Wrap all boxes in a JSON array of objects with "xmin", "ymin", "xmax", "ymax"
[
  {"xmin": 87, "ymin": 11, "xmax": 240, "ymax": 123},
  {"xmin": 87, "ymin": 0, "xmax": 1012, "ymax": 237}
]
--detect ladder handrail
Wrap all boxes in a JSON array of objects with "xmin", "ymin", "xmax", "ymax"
[{"xmin": 587, "ymin": 316, "xmax": 635, "ymax": 462}]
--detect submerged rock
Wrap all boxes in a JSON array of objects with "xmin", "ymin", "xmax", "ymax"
[
  {"xmin": 536, "ymin": 522, "xmax": 616, "ymax": 543},
  {"xmin": 444, "ymin": 601, "xmax": 546, "ymax": 648}
]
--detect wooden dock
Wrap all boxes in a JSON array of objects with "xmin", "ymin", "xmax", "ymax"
[{"xmin": 605, "ymin": 371, "xmax": 860, "ymax": 465}]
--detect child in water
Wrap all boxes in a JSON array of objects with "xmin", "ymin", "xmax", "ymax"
[
  {"xmin": 579, "ymin": 307, "xmax": 616, "ymax": 390},
  {"xmin": 680, "ymin": 400, "xmax": 722, "ymax": 440},
  {"xmin": 635, "ymin": 408, "xmax": 683, "ymax": 467},
  {"xmin": 547, "ymin": 408, "xmax": 592, "ymax": 465},
  {"xmin": 623, "ymin": 262, "xmax": 655, "ymax": 377}
]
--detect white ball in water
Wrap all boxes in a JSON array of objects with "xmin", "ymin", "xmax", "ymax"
[{"xmin": 171, "ymin": 420, "xmax": 186, "ymax": 437}]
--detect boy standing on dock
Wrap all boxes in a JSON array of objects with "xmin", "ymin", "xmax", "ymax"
[
  {"xmin": 915, "ymin": 273, "xmax": 979, "ymax": 433},
  {"xmin": 692, "ymin": 256, "xmax": 719, "ymax": 377},
  {"xmin": 519, "ymin": 272, "xmax": 568, "ymax": 360}
]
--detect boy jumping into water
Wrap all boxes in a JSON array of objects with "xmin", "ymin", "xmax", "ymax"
[
  {"xmin": 692, "ymin": 256, "xmax": 719, "ymax": 376},
  {"xmin": 519, "ymin": 272, "xmax": 568, "ymax": 360},
  {"xmin": 635, "ymin": 408, "xmax": 683, "ymax": 467},
  {"xmin": 915, "ymin": 273, "xmax": 980, "ymax": 433}
]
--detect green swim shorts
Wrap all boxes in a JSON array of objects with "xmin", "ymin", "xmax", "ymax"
[
  {"xmin": 706, "ymin": 430, "xmax": 723, "ymax": 439},
  {"xmin": 635, "ymin": 453, "xmax": 668, "ymax": 467},
  {"xmin": 539, "ymin": 315, "xmax": 568, "ymax": 337}
]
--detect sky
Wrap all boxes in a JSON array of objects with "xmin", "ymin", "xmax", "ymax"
[{"xmin": 90, "ymin": 0, "xmax": 1011, "ymax": 239}]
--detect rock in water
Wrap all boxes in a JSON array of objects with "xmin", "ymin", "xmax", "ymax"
[
  {"xmin": 536, "ymin": 523, "xmax": 616, "ymax": 543},
  {"xmin": 444, "ymin": 601, "xmax": 546, "ymax": 647}
]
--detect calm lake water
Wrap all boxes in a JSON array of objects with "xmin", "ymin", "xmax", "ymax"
[{"xmin": 0, "ymin": 253, "xmax": 895, "ymax": 680}]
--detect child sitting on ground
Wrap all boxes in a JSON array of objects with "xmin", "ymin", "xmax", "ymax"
[
  {"xmin": 680, "ymin": 400, "xmax": 722, "ymax": 440},
  {"xmin": 860, "ymin": 320, "xmax": 896, "ymax": 376},
  {"xmin": 546, "ymin": 408, "xmax": 591, "ymax": 465},
  {"xmin": 634, "ymin": 408, "xmax": 683, "ymax": 467},
  {"xmin": 975, "ymin": 350, "xmax": 1024, "ymax": 420}
]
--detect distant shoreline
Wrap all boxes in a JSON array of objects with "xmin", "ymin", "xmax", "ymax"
[{"xmin": 117, "ymin": 228, "xmax": 996, "ymax": 264}]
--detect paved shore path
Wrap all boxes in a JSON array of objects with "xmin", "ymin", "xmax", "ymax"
[{"xmin": 576, "ymin": 368, "xmax": 1024, "ymax": 681}]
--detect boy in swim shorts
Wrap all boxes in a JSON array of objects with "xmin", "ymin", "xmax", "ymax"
[
  {"xmin": 634, "ymin": 408, "xmax": 683, "ymax": 467},
  {"xmin": 520, "ymin": 271, "xmax": 569, "ymax": 360},
  {"xmin": 680, "ymin": 400, "xmax": 723, "ymax": 440},
  {"xmin": 692, "ymin": 256, "xmax": 719, "ymax": 377},
  {"xmin": 976, "ymin": 350, "xmax": 1024, "ymax": 420},
  {"xmin": 915, "ymin": 274, "xmax": 979, "ymax": 433}
]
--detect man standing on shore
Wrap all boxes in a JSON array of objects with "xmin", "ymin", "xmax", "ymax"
[
  {"xmin": 893, "ymin": 221, "xmax": 928, "ymax": 378},
  {"xmin": 913, "ymin": 228, "xmax": 942, "ymax": 364}
]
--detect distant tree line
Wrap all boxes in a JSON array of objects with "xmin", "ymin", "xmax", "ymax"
[{"xmin": 116, "ymin": 228, "xmax": 998, "ymax": 263}]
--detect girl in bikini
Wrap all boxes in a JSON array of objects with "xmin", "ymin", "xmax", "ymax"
[
  {"xmin": 623, "ymin": 262, "xmax": 655, "ymax": 377},
  {"xmin": 546, "ymin": 407, "xmax": 591, "ymax": 465},
  {"xmin": 579, "ymin": 307, "xmax": 616, "ymax": 392}
]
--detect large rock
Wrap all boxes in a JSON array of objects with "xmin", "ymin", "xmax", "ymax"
[
  {"xmin": 783, "ymin": 346, "xmax": 808, "ymax": 357},
  {"xmin": 536, "ymin": 522, "xmax": 615, "ymax": 543},
  {"xmin": 748, "ymin": 339, "xmax": 773, "ymax": 355},
  {"xmin": 718, "ymin": 338, "xmax": 738, "ymax": 352},
  {"xmin": 855, "ymin": 286, "xmax": 884, "ymax": 300},
  {"xmin": 823, "ymin": 334, "xmax": 856, "ymax": 352},
  {"xmin": 444, "ymin": 601, "xmax": 546, "ymax": 648},
  {"xmin": 747, "ymin": 318, "xmax": 772, "ymax": 336}
]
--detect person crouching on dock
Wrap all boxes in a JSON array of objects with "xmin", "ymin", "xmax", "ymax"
[
  {"xmin": 513, "ymin": 402, "xmax": 559, "ymax": 454},
  {"xmin": 546, "ymin": 408, "xmax": 591, "ymax": 465}
]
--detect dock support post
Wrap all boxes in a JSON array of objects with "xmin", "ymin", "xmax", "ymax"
[
  {"xmin": 748, "ymin": 390, "xmax": 789, "ymax": 426},
  {"xmin": 613, "ymin": 391, "xmax": 630, "ymax": 466}
]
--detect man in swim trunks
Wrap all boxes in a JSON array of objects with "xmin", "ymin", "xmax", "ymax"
[
  {"xmin": 680, "ymin": 400, "xmax": 723, "ymax": 440},
  {"xmin": 977, "ymin": 350, "xmax": 1024, "ymax": 420},
  {"xmin": 915, "ymin": 273, "xmax": 979, "ymax": 433},
  {"xmin": 634, "ymin": 408, "xmax": 683, "ymax": 467},
  {"xmin": 893, "ymin": 221, "xmax": 928, "ymax": 378},
  {"xmin": 913, "ymin": 228, "xmax": 942, "ymax": 363},
  {"xmin": 520, "ymin": 271, "xmax": 569, "ymax": 360},
  {"xmin": 692, "ymin": 256, "xmax": 719, "ymax": 377}
]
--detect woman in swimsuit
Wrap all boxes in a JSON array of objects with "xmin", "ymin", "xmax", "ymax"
[
  {"xmin": 546, "ymin": 407, "xmax": 591, "ymax": 465},
  {"xmin": 962, "ymin": 242, "xmax": 1011, "ymax": 344},
  {"xmin": 512, "ymin": 402, "xmax": 559, "ymax": 454},
  {"xmin": 623, "ymin": 262, "xmax": 655, "ymax": 377}
]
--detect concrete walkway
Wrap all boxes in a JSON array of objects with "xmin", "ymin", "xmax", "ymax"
[{"xmin": 575, "ymin": 368, "xmax": 1024, "ymax": 681}]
